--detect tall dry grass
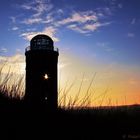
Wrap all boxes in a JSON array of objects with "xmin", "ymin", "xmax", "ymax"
[
  {"xmin": 0, "ymin": 62, "xmax": 110, "ymax": 108},
  {"xmin": 0, "ymin": 62, "xmax": 25, "ymax": 100},
  {"xmin": 58, "ymin": 72, "xmax": 109, "ymax": 109}
]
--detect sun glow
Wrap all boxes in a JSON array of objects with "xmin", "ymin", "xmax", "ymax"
[{"xmin": 20, "ymin": 63, "xmax": 25, "ymax": 74}]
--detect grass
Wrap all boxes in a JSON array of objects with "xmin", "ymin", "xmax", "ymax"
[
  {"xmin": 0, "ymin": 63, "xmax": 140, "ymax": 140},
  {"xmin": 0, "ymin": 63, "xmax": 24, "ymax": 99},
  {"xmin": 58, "ymin": 73, "xmax": 98, "ymax": 108},
  {"xmin": 0, "ymin": 62, "xmax": 98, "ymax": 108},
  {"xmin": 0, "ymin": 62, "xmax": 139, "ymax": 109}
]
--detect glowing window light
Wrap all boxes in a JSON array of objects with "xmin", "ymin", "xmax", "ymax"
[{"xmin": 44, "ymin": 74, "xmax": 49, "ymax": 80}]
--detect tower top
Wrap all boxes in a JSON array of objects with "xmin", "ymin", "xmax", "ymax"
[{"xmin": 30, "ymin": 34, "xmax": 54, "ymax": 50}]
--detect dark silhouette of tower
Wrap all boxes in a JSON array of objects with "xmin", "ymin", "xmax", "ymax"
[{"xmin": 25, "ymin": 34, "xmax": 59, "ymax": 110}]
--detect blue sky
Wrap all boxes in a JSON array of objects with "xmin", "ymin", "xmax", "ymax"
[
  {"xmin": 0, "ymin": 0, "xmax": 140, "ymax": 65},
  {"xmin": 0, "ymin": 0, "xmax": 140, "ymax": 105}
]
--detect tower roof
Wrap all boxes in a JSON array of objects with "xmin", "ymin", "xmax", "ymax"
[
  {"xmin": 31, "ymin": 34, "xmax": 53, "ymax": 42},
  {"xmin": 30, "ymin": 34, "xmax": 54, "ymax": 50}
]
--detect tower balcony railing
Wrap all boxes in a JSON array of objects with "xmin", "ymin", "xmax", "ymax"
[
  {"xmin": 25, "ymin": 46, "xmax": 30, "ymax": 52},
  {"xmin": 25, "ymin": 46, "xmax": 59, "ymax": 52}
]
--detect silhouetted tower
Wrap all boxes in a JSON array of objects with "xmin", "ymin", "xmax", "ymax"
[{"xmin": 25, "ymin": 34, "xmax": 59, "ymax": 110}]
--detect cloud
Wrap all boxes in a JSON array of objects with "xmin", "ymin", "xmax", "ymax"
[
  {"xmin": 21, "ymin": 10, "xmax": 54, "ymax": 25},
  {"xmin": 26, "ymin": 28, "xmax": 37, "ymax": 32},
  {"xmin": 16, "ymin": 49, "xmax": 22, "ymax": 53},
  {"xmin": 0, "ymin": 54, "xmax": 25, "ymax": 99},
  {"xmin": 0, "ymin": 56, "xmax": 7, "ymax": 63},
  {"xmin": 67, "ymin": 21, "xmax": 111, "ymax": 34},
  {"xmin": 18, "ymin": 8, "xmax": 111, "ymax": 39},
  {"xmin": 10, "ymin": 16, "xmax": 16, "ymax": 23},
  {"xmin": 11, "ymin": 26, "xmax": 19, "ymax": 31},
  {"xmin": 21, "ymin": 18, "xmax": 42, "ymax": 25},
  {"xmin": 57, "ymin": 11, "xmax": 98, "ymax": 25},
  {"xmin": 43, "ymin": 26, "xmax": 59, "ymax": 41},
  {"xmin": 57, "ymin": 9, "xmax": 64, "ymax": 14},
  {"xmin": 96, "ymin": 7, "xmax": 112, "ymax": 16},
  {"xmin": 20, "ymin": 26, "xmax": 59, "ymax": 42},
  {"xmin": 21, "ymin": 0, "xmax": 53, "ymax": 17},
  {"xmin": 97, "ymin": 42, "xmax": 113, "ymax": 52},
  {"xmin": 58, "ymin": 62, "xmax": 71, "ymax": 69},
  {"xmin": 20, "ymin": 0, "xmax": 54, "ymax": 25},
  {"xmin": 128, "ymin": 79, "xmax": 138, "ymax": 85},
  {"xmin": 0, "ymin": 47, "xmax": 8, "ymax": 53},
  {"xmin": 0, "ymin": 54, "xmax": 24, "ymax": 66},
  {"xmin": 20, "ymin": 32, "xmax": 36, "ymax": 41},
  {"xmin": 127, "ymin": 33, "xmax": 135, "ymax": 38},
  {"xmin": 0, "ymin": 54, "xmax": 25, "ymax": 75},
  {"xmin": 118, "ymin": 3, "xmax": 123, "ymax": 9},
  {"xmin": 67, "ymin": 24, "xmax": 89, "ymax": 34},
  {"xmin": 83, "ymin": 22, "xmax": 101, "ymax": 31},
  {"xmin": 10, "ymin": 54, "xmax": 24, "ymax": 63},
  {"xmin": 12, "ymin": 1, "xmax": 112, "ymax": 40},
  {"xmin": 41, "ymin": 13, "xmax": 54, "ymax": 24},
  {"xmin": 56, "ymin": 11, "xmax": 111, "ymax": 34},
  {"xmin": 131, "ymin": 18, "xmax": 136, "ymax": 25}
]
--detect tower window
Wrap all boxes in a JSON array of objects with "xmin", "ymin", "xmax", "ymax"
[{"xmin": 44, "ymin": 74, "xmax": 49, "ymax": 80}]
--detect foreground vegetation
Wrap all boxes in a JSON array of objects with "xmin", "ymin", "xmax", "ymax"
[
  {"xmin": 0, "ymin": 90, "xmax": 140, "ymax": 140},
  {"xmin": 0, "ymin": 101, "xmax": 140, "ymax": 140},
  {"xmin": 0, "ymin": 64, "xmax": 140, "ymax": 140}
]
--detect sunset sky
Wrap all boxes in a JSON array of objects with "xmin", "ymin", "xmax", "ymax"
[{"xmin": 0, "ymin": 0, "xmax": 140, "ymax": 106}]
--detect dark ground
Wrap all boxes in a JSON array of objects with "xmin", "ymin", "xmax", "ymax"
[{"xmin": 0, "ymin": 102, "xmax": 140, "ymax": 140}]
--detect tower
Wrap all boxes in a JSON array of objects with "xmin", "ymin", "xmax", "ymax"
[{"xmin": 25, "ymin": 34, "xmax": 59, "ymax": 110}]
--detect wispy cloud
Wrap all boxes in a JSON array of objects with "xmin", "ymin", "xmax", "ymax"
[
  {"xmin": 21, "ymin": 0, "xmax": 53, "ymax": 17},
  {"xmin": 41, "ymin": 13, "xmax": 54, "ymax": 24},
  {"xmin": 131, "ymin": 18, "xmax": 136, "ymax": 25},
  {"xmin": 0, "ymin": 54, "xmax": 25, "ymax": 74},
  {"xmin": 21, "ymin": 18, "xmax": 42, "ymax": 25},
  {"xmin": 128, "ymin": 79, "xmax": 138, "ymax": 85},
  {"xmin": 0, "ymin": 54, "xmax": 23, "ymax": 64},
  {"xmin": 20, "ymin": 26, "xmax": 59, "ymax": 42},
  {"xmin": 57, "ymin": 11, "xmax": 98, "ymax": 25},
  {"xmin": 0, "ymin": 47, "xmax": 8, "ymax": 53},
  {"xmin": 97, "ymin": 42, "xmax": 113, "ymax": 52},
  {"xmin": 83, "ymin": 22, "xmax": 101, "ymax": 31},
  {"xmin": 57, "ymin": 11, "xmax": 111, "ymax": 34},
  {"xmin": 10, "ymin": 16, "xmax": 16, "ymax": 23},
  {"xmin": 127, "ymin": 33, "xmax": 135, "ymax": 38},
  {"xmin": 59, "ymin": 62, "xmax": 71, "ymax": 69},
  {"xmin": 67, "ymin": 21, "xmax": 111, "ymax": 34},
  {"xmin": 96, "ymin": 7, "xmax": 113, "ymax": 16},
  {"xmin": 67, "ymin": 24, "xmax": 89, "ymax": 34},
  {"xmin": 118, "ymin": 3, "xmax": 123, "ymax": 9},
  {"xmin": 11, "ymin": 0, "xmax": 113, "ymax": 40},
  {"xmin": 57, "ymin": 9, "xmax": 64, "ymax": 14},
  {"xmin": 16, "ymin": 49, "xmax": 22, "ymax": 53},
  {"xmin": 11, "ymin": 26, "xmax": 19, "ymax": 31},
  {"xmin": 7, "ymin": 54, "xmax": 24, "ymax": 63},
  {"xmin": 43, "ymin": 26, "xmax": 58, "ymax": 41}
]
